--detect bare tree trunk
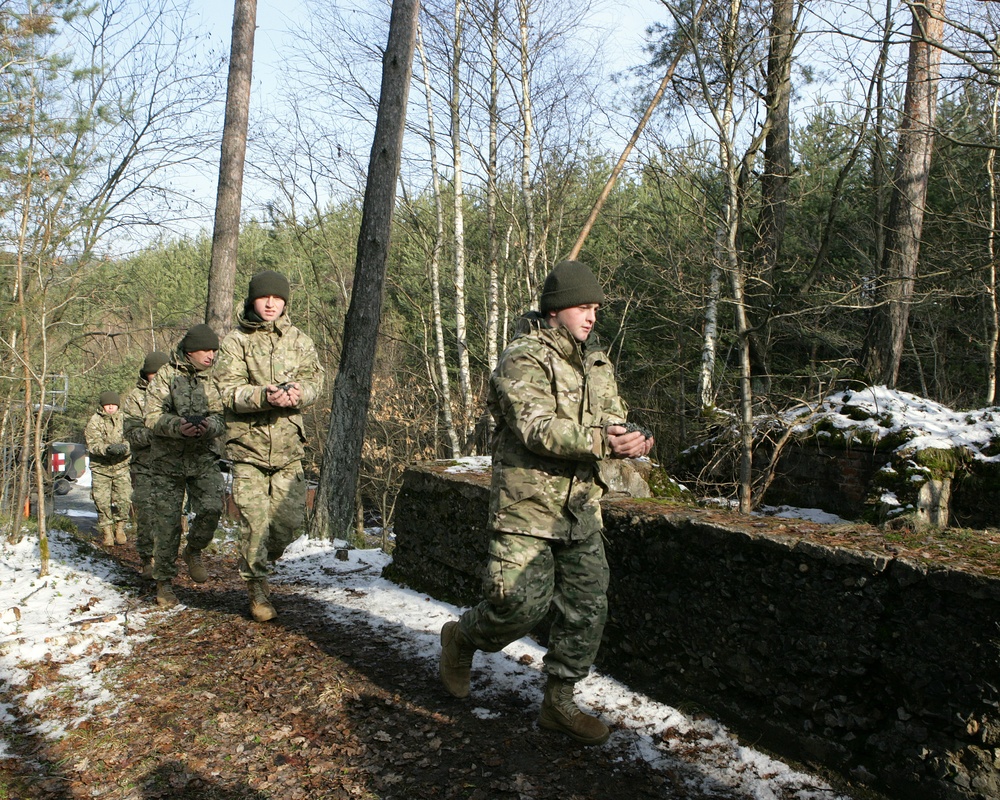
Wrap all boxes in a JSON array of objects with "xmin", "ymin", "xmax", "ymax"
[
  {"xmin": 698, "ymin": 250, "xmax": 721, "ymax": 411},
  {"xmin": 310, "ymin": 0, "xmax": 418, "ymax": 541},
  {"xmin": 517, "ymin": 0, "xmax": 539, "ymax": 292},
  {"xmin": 749, "ymin": 0, "xmax": 796, "ymax": 396},
  {"xmin": 450, "ymin": 0, "xmax": 474, "ymax": 450},
  {"xmin": 485, "ymin": 0, "xmax": 501, "ymax": 372},
  {"xmin": 415, "ymin": 20, "xmax": 460, "ymax": 456},
  {"xmin": 861, "ymin": 0, "xmax": 944, "ymax": 387},
  {"xmin": 718, "ymin": 0, "xmax": 754, "ymax": 513},
  {"xmin": 205, "ymin": 0, "xmax": 257, "ymax": 335},
  {"xmin": 986, "ymin": 36, "xmax": 1000, "ymax": 405}
]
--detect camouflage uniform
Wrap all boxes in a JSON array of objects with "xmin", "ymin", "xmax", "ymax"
[
  {"xmin": 213, "ymin": 304, "xmax": 324, "ymax": 581},
  {"xmin": 457, "ymin": 312, "xmax": 627, "ymax": 683},
  {"xmin": 123, "ymin": 374, "xmax": 158, "ymax": 562},
  {"xmin": 84, "ymin": 406, "xmax": 132, "ymax": 529},
  {"xmin": 144, "ymin": 347, "xmax": 225, "ymax": 581}
]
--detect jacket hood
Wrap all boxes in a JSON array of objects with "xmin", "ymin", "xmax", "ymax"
[
  {"xmin": 513, "ymin": 311, "xmax": 602, "ymax": 354},
  {"xmin": 170, "ymin": 343, "xmax": 213, "ymax": 374},
  {"xmin": 236, "ymin": 301, "xmax": 294, "ymax": 335}
]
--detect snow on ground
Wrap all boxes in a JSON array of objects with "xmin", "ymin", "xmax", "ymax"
[
  {"xmin": 0, "ymin": 529, "xmax": 152, "ymax": 746},
  {"xmin": 0, "ymin": 515, "xmax": 852, "ymax": 799}
]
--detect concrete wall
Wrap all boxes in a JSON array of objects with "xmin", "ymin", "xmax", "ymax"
[{"xmin": 389, "ymin": 463, "xmax": 1000, "ymax": 800}]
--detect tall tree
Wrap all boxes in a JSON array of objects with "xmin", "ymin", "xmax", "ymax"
[
  {"xmin": 311, "ymin": 0, "xmax": 419, "ymax": 541},
  {"xmin": 450, "ymin": 0, "xmax": 474, "ymax": 450},
  {"xmin": 748, "ymin": 0, "xmax": 798, "ymax": 395},
  {"xmin": 415, "ymin": 17, "xmax": 461, "ymax": 455},
  {"xmin": 205, "ymin": 0, "xmax": 257, "ymax": 334},
  {"xmin": 861, "ymin": 0, "xmax": 945, "ymax": 386}
]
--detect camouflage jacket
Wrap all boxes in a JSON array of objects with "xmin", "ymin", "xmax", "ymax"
[
  {"xmin": 213, "ymin": 306, "xmax": 324, "ymax": 470},
  {"xmin": 145, "ymin": 346, "xmax": 226, "ymax": 473},
  {"xmin": 85, "ymin": 409, "xmax": 131, "ymax": 476},
  {"xmin": 488, "ymin": 312, "xmax": 628, "ymax": 541},
  {"xmin": 122, "ymin": 375, "xmax": 156, "ymax": 474}
]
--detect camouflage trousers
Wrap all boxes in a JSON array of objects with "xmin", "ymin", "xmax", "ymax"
[
  {"xmin": 232, "ymin": 460, "xmax": 305, "ymax": 580},
  {"xmin": 459, "ymin": 530, "xmax": 610, "ymax": 683},
  {"xmin": 149, "ymin": 458, "xmax": 223, "ymax": 582},
  {"xmin": 90, "ymin": 469, "xmax": 132, "ymax": 528},
  {"xmin": 130, "ymin": 468, "xmax": 155, "ymax": 560}
]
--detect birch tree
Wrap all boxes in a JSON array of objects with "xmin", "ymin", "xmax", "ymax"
[
  {"xmin": 415, "ymin": 18, "xmax": 461, "ymax": 455},
  {"xmin": 449, "ymin": 0, "xmax": 475, "ymax": 449}
]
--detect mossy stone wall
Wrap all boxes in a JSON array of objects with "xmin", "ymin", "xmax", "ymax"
[{"xmin": 391, "ymin": 464, "xmax": 1000, "ymax": 800}]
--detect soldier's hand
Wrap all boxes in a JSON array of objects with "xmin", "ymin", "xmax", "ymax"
[
  {"xmin": 179, "ymin": 419, "xmax": 204, "ymax": 437},
  {"xmin": 266, "ymin": 383, "xmax": 300, "ymax": 408},
  {"xmin": 107, "ymin": 443, "xmax": 128, "ymax": 456},
  {"xmin": 607, "ymin": 425, "xmax": 652, "ymax": 459},
  {"xmin": 281, "ymin": 382, "xmax": 301, "ymax": 407}
]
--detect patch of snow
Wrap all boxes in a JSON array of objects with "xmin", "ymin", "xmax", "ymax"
[
  {"xmin": 758, "ymin": 506, "xmax": 848, "ymax": 524},
  {"xmin": 0, "ymin": 527, "xmax": 855, "ymax": 798},
  {"xmin": 443, "ymin": 456, "xmax": 492, "ymax": 473}
]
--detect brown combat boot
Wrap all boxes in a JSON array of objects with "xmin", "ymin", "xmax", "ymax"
[
  {"xmin": 140, "ymin": 558, "xmax": 154, "ymax": 579},
  {"xmin": 114, "ymin": 520, "xmax": 127, "ymax": 545},
  {"xmin": 100, "ymin": 526, "xmax": 114, "ymax": 547},
  {"xmin": 538, "ymin": 676, "xmax": 610, "ymax": 746},
  {"xmin": 248, "ymin": 579, "xmax": 276, "ymax": 622},
  {"xmin": 439, "ymin": 621, "xmax": 477, "ymax": 698},
  {"xmin": 156, "ymin": 580, "xmax": 178, "ymax": 608},
  {"xmin": 183, "ymin": 547, "xmax": 208, "ymax": 583}
]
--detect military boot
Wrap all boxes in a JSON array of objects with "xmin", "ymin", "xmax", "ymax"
[
  {"xmin": 100, "ymin": 526, "xmax": 114, "ymax": 547},
  {"xmin": 538, "ymin": 676, "xmax": 610, "ymax": 746},
  {"xmin": 114, "ymin": 520, "xmax": 127, "ymax": 545},
  {"xmin": 248, "ymin": 579, "xmax": 276, "ymax": 623},
  {"xmin": 183, "ymin": 547, "xmax": 208, "ymax": 583},
  {"xmin": 139, "ymin": 557, "xmax": 154, "ymax": 580},
  {"xmin": 439, "ymin": 621, "xmax": 477, "ymax": 698},
  {"xmin": 156, "ymin": 580, "xmax": 178, "ymax": 608}
]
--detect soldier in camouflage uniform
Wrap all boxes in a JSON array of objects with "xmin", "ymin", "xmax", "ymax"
[
  {"xmin": 213, "ymin": 270, "xmax": 324, "ymax": 623},
  {"xmin": 123, "ymin": 350, "xmax": 170, "ymax": 578},
  {"xmin": 85, "ymin": 391, "xmax": 132, "ymax": 547},
  {"xmin": 145, "ymin": 324, "xmax": 225, "ymax": 608},
  {"xmin": 439, "ymin": 260, "xmax": 654, "ymax": 746}
]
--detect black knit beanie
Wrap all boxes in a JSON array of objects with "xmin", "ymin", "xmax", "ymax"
[
  {"xmin": 180, "ymin": 323, "xmax": 220, "ymax": 353},
  {"xmin": 141, "ymin": 351, "xmax": 169, "ymax": 375},
  {"xmin": 98, "ymin": 390, "xmax": 120, "ymax": 407},
  {"xmin": 539, "ymin": 260, "xmax": 605, "ymax": 314},
  {"xmin": 247, "ymin": 270, "xmax": 291, "ymax": 302}
]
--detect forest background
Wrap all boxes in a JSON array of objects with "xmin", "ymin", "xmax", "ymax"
[{"xmin": 2, "ymin": 0, "xmax": 998, "ymax": 536}]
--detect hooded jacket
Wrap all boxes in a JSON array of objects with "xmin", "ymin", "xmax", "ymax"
[
  {"xmin": 213, "ymin": 303, "xmax": 324, "ymax": 470},
  {"xmin": 144, "ymin": 345, "xmax": 225, "ymax": 473},
  {"xmin": 487, "ymin": 311, "xmax": 627, "ymax": 541}
]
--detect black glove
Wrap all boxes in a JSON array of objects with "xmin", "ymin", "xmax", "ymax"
[{"xmin": 107, "ymin": 443, "xmax": 128, "ymax": 457}]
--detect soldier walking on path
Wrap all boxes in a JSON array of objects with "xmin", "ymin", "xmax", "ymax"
[
  {"xmin": 214, "ymin": 270, "xmax": 324, "ymax": 623},
  {"xmin": 84, "ymin": 391, "xmax": 132, "ymax": 547},
  {"xmin": 122, "ymin": 350, "xmax": 169, "ymax": 579},
  {"xmin": 144, "ymin": 325, "xmax": 226, "ymax": 609},
  {"xmin": 439, "ymin": 260, "xmax": 654, "ymax": 746}
]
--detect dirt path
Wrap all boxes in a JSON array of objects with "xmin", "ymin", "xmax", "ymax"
[{"xmin": 0, "ymin": 536, "xmax": 743, "ymax": 800}]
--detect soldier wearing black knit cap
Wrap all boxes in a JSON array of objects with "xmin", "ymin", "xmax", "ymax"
[
  {"xmin": 214, "ymin": 271, "xmax": 325, "ymax": 623},
  {"xmin": 123, "ymin": 350, "xmax": 170, "ymax": 577},
  {"xmin": 85, "ymin": 390, "xmax": 132, "ymax": 546},
  {"xmin": 144, "ymin": 324, "xmax": 226, "ymax": 608}
]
